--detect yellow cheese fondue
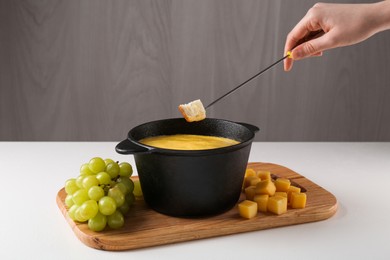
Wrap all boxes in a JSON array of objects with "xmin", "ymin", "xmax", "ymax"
[{"xmin": 139, "ymin": 134, "xmax": 240, "ymax": 150}]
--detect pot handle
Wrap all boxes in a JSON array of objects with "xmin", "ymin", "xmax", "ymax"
[
  {"xmin": 115, "ymin": 139, "xmax": 153, "ymax": 155},
  {"xmin": 237, "ymin": 122, "xmax": 260, "ymax": 133}
]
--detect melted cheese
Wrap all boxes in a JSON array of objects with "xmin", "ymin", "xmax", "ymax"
[{"xmin": 139, "ymin": 134, "xmax": 239, "ymax": 150}]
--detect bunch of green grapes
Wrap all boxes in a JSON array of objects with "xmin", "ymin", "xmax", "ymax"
[{"xmin": 64, "ymin": 157, "xmax": 135, "ymax": 231}]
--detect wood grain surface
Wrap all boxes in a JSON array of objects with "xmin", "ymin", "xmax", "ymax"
[
  {"xmin": 56, "ymin": 162, "xmax": 338, "ymax": 251},
  {"xmin": 1, "ymin": 0, "xmax": 389, "ymax": 141}
]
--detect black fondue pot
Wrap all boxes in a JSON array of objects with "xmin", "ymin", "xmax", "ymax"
[{"xmin": 116, "ymin": 118, "xmax": 259, "ymax": 217}]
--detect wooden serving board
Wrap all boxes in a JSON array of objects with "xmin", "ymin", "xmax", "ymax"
[{"xmin": 56, "ymin": 162, "xmax": 337, "ymax": 251}]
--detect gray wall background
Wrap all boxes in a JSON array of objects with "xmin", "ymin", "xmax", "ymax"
[{"xmin": 1, "ymin": 0, "xmax": 389, "ymax": 141}]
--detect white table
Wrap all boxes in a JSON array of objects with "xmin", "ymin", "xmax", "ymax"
[{"xmin": 1, "ymin": 142, "xmax": 389, "ymax": 260}]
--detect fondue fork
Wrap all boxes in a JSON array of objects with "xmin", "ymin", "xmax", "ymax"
[{"xmin": 205, "ymin": 52, "xmax": 291, "ymax": 109}]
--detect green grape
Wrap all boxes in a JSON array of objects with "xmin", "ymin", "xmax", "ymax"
[
  {"xmin": 133, "ymin": 179, "xmax": 143, "ymax": 197},
  {"xmin": 107, "ymin": 210, "xmax": 124, "ymax": 229},
  {"xmin": 88, "ymin": 212, "xmax": 107, "ymax": 232},
  {"xmin": 118, "ymin": 202, "xmax": 130, "ymax": 215},
  {"xmin": 119, "ymin": 162, "xmax": 133, "ymax": 177},
  {"xmin": 65, "ymin": 178, "xmax": 79, "ymax": 195},
  {"xmin": 65, "ymin": 194, "xmax": 75, "ymax": 207},
  {"xmin": 88, "ymin": 186, "xmax": 104, "ymax": 201},
  {"xmin": 106, "ymin": 162, "xmax": 120, "ymax": 179},
  {"xmin": 115, "ymin": 182, "xmax": 129, "ymax": 195},
  {"xmin": 98, "ymin": 196, "xmax": 117, "ymax": 215},
  {"xmin": 76, "ymin": 175, "xmax": 85, "ymax": 188},
  {"xmin": 72, "ymin": 188, "xmax": 89, "ymax": 205},
  {"xmin": 108, "ymin": 186, "xmax": 125, "ymax": 207},
  {"xmin": 82, "ymin": 175, "xmax": 99, "ymax": 190},
  {"xmin": 117, "ymin": 177, "xmax": 134, "ymax": 194},
  {"xmin": 68, "ymin": 205, "xmax": 79, "ymax": 221},
  {"xmin": 96, "ymin": 171, "xmax": 111, "ymax": 185},
  {"xmin": 88, "ymin": 157, "xmax": 106, "ymax": 174},
  {"xmin": 75, "ymin": 206, "xmax": 88, "ymax": 222},
  {"xmin": 78, "ymin": 200, "xmax": 99, "ymax": 220},
  {"xmin": 65, "ymin": 158, "xmax": 135, "ymax": 231},
  {"xmin": 80, "ymin": 163, "xmax": 93, "ymax": 176},
  {"xmin": 104, "ymin": 158, "xmax": 115, "ymax": 166},
  {"xmin": 125, "ymin": 192, "xmax": 135, "ymax": 206}
]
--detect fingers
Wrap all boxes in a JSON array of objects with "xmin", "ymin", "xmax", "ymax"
[
  {"xmin": 292, "ymin": 30, "xmax": 337, "ymax": 60},
  {"xmin": 284, "ymin": 36, "xmax": 328, "ymax": 71},
  {"xmin": 312, "ymin": 51, "xmax": 323, "ymax": 57},
  {"xmin": 285, "ymin": 13, "xmax": 323, "ymax": 51},
  {"xmin": 283, "ymin": 17, "xmax": 315, "ymax": 71},
  {"xmin": 284, "ymin": 57, "xmax": 293, "ymax": 71},
  {"xmin": 284, "ymin": 48, "xmax": 324, "ymax": 71},
  {"xmin": 284, "ymin": 28, "xmax": 331, "ymax": 70},
  {"xmin": 284, "ymin": 6, "xmax": 325, "ymax": 71}
]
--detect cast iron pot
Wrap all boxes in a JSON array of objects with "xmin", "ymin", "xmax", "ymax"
[{"xmin": 116, "ymin": 118, "xmax": 259, "ymax": 217}]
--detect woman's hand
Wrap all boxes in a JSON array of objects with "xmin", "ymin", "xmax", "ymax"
[{"xmin": 284, "ymin": 1, "xmax": 390, "ymax": 71}]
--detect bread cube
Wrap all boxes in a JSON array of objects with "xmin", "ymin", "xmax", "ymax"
[
  {"xmin": 287, "ymin": 185, "xmax": 301, "ymax": 203},
  {"xmin": 267, "ymin": 196, "xmax": 287, "ymax": 215},
  {"xmin": 256, "ymin": 170, "xmax": 271, "ymax": 180},
  {"xmin": 244, "ymin": 186, "xmax": 256, "ymax": 200},
  {"xmin": 290, "ymin": 192, "xmax": 307, "ymax": 209},
  {"xmin": 245, "ymin": 168, "xmax": 257, "ymax": 177},
  {"xmin": 242, "ymin": 169, "xmax": 257, "ymax": 189},
  {"xmin": 274, "ymin": 178, "xmax": 291, "ymax": 192},
  {"xmin": 253, "ymin": 194, "xmax": 269, "ymax": 212},
  {"xmin": 178, "ymin": 99, "xmax": 206, "ymax": 122},
  {"xmin": 238, "ymin": 200, "xmax": 258, "ymax": 219},
  {"xmin": 244, "ymin": 176, "xmax": 261, "ymax": 188},
  {"xmin": 274, "ymin": 192, "xmax": 287, "ymax": 198},
  {"xmin": 255, "ymin": 179, "xmax": 276, "ymax": 196}
]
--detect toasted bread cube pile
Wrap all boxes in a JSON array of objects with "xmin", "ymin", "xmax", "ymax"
[
  {"xmin": 238, "ymin": 167, "xmax": 307, "ymax": 219},
  {"xmin": 238, "ymin": 200, "xmax": 258, "ymax": 219}
]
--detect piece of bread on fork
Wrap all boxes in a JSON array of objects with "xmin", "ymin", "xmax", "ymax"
[{"xmin": 178, "ymin": 99, "xmax": 206, "ymax": 122}]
